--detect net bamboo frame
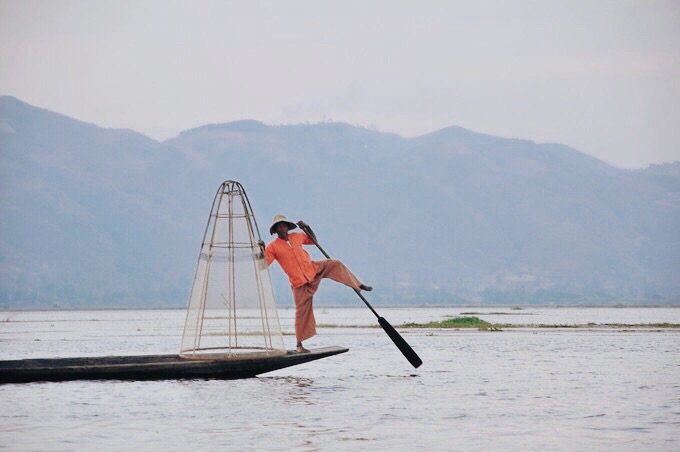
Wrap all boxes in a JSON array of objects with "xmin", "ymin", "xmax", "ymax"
[{"xmin": 180, "ymin": 180, "xmax": 285, "ymax": 360}]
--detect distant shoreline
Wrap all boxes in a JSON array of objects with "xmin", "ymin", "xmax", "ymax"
[
  {"xmin": 315, "ymin": 324, "xmax": 680, "ymax": 330},
  {"xmin": 2, "ymin": 304, "xmax": 680, "ymax": 312}
]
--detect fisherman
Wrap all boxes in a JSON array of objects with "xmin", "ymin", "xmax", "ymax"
[{"xmin": 261, "ymin": 214, "xmax": 372, "ymax": 353}]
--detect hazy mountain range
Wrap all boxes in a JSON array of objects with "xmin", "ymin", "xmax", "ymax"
[{"xmin": 1, "ymin": 96, "xmax": 678, "ymax": 308}]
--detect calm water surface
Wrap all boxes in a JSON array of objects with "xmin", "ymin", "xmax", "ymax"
[{"xmin": 1, "ymin": 307, "xmax": 679, "ymax": 451}]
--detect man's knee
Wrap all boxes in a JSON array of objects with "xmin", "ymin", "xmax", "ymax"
[{"xmin": 327, "ymin": 259, "xmax": 342, "ymax": 268}]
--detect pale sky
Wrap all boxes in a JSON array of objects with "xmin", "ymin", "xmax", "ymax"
[{"xmin": 1, "ymin": 0, "xmax": 678, "ymax": 168}]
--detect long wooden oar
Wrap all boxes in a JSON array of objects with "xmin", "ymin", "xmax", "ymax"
[{"xmin": 300, "ymin": 224, "xmax": 423, "ymax": 369}]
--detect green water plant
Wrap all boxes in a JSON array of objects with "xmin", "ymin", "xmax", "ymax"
[{"xmin": 398, "ymin": 316, "xmax": 502, "ymax": 331}]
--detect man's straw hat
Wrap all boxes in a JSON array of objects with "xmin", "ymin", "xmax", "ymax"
[{"xmin": 269, "ymin": 214, "xmax": 297, "ymax": 235}]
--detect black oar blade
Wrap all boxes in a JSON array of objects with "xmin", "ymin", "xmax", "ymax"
[{"xmin": 378, "ymin": 316, "xmax": 423, "ymax": 368}]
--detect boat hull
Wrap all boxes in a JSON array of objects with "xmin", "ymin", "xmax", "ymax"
[{"xmin": 0, "ymin": 346, "xmax": 348, "ymax": 384}]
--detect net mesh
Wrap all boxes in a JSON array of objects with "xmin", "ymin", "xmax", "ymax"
[{"xmin": 180, "ymin": 181, "xmax": 285, "ymax": 359}]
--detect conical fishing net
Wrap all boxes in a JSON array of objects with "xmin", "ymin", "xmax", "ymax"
[{"xmin": 180, "ymin": 181, "xmax": 285, "ymax": 359}]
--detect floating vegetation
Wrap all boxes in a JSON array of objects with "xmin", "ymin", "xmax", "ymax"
[
  {"xmin": 588, "ymin": 322, "xmax": 680, "ymax": 329},
  {"xmin": 524, "ymin": 322, "xmax": 680, "ymax": 329},
  {"xmin": 458, "ymin": 312, "xmax": 533, "ymax": 316},
  {"xmin": 1, "ymin": 313, "xmax": 15, "ymax": 322},
  {"xmin": 313, "ymin": 318, "xmax": 680, "ymax": 331},
  {"xmin": 395, "ymin": 318, "xmax": 680, "ymax": 331},
  {"xmin": 398, "ymin": 316, "xmax": 502, "ymax": 331},
  {"xmin": 315, "ymin": 323, "xmax": 373, "ymax": 329}
]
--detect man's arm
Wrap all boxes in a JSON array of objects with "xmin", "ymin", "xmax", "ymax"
[
  {"xmin": 261, "ymin": 241, "xmax": 276, "ymax": 266},
  {"xmin": 296, "ymin": 220, "xmax": 317, "ymax": 244}
]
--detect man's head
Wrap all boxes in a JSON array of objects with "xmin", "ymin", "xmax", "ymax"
[{"xmin": 269, "ymin": 214, "xmax": 297, "ymax": 237}]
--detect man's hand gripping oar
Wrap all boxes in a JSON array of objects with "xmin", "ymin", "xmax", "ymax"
[{"xmin": 298, "ymin": 222, "xmax": 423, "ymax": 369}]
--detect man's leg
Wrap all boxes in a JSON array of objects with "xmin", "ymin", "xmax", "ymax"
[
  {"xmin": 292, "ymin": 284, "xmax": 317, "ymax": 352},
  {"xmin": 314, "ymin": 259, "xmax": 372, "ymax": 291}
]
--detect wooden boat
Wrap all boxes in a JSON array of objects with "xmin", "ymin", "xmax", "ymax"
[
  {"xmin": 0, "ymin": 183, "xmax": 353, "ymax": 385},
  {"xmin": 0, "ymin": 346, "xmax": 348, "ymax": 384}
]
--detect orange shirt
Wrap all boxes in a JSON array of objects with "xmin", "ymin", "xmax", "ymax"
[{"xmin": 265, "ymin": 232, "xmax": 319, "ymax": 288}]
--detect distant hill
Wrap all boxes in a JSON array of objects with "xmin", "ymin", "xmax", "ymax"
[{"xmin": 1, "ymin": 96, "xmax": 678, "ymax": 308}]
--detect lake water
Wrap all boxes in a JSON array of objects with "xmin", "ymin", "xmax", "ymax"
[{"xmin": 1, "ymin": 307, "xmax": 679, "ymax": 451}]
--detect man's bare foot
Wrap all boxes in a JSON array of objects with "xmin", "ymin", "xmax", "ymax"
[
  {"xmin": 296, "ymin": 343, "xmax": 310, "ymax": 353},
  {"xmin": 360, "ymin": 284, "xmax": 373, "ymax": 292}
]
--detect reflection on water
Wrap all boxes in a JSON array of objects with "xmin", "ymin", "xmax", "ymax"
[
  {"xmin": 261, "ymin": 376, "xmax": 316, "ymax": 406},
  {"xmin": 0, "ymin": 308, "xmax": 679, "ymax": 450}
]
